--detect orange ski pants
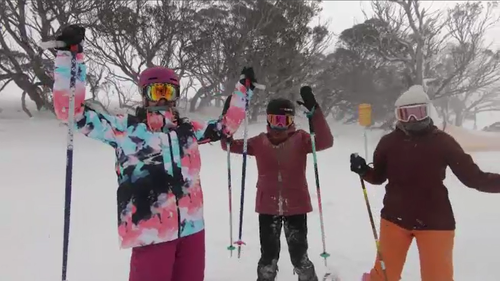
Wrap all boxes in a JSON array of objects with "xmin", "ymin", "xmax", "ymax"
[{"xmin": 368, "ymin": 219, "xmax": 454, "ymax": 281}]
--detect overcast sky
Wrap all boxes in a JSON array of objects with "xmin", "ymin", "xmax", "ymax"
[{"xmin": 320, "ymin": 1, "xmax": 500, "ymax": 49}]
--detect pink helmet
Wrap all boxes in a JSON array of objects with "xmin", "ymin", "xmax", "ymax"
[{"xmin": 138, "ymin": 66, "xmax": 180, "ymax": 88}]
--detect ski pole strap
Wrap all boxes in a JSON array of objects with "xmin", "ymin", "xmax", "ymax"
[{"xmin": 304, "ymin": 104, "xmax": 316, "ymax": 117}]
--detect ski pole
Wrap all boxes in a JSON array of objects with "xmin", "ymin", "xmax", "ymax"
[
  {"xmin": 234, "ymin": 78, "xmax": 251, "ymax": 258},
  {"xmin": 226, "ymin": 138, "xmax": 236, "ymax": 256},
  {"xmin": 358, "ymin": 175, "xmax": 388, "ymax": 281},
  {"xmin": 304, "ymin": 109, "xmax": 331, "ymax": 268},
  {"xmin": 61, "ymin": 45, "xmax": 79, "ymax": 281}
]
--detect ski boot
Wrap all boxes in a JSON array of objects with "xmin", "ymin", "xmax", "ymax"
[
  {"xmin": 257, "ymin": 261, "xmax": 279, "ymax": 281},
  {"xmin": 294, "ymin": 263, "xmax": 318, "ymax": 281}
]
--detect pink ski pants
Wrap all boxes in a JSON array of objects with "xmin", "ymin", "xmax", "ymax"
[{"xmin": 129, "ymin": 230, "xmax": 205, "ymax": 281}]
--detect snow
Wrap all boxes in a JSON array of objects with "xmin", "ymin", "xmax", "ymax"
[{"xmin": 1, "ymin": 96, "xmax": 500, "ymax": 281}]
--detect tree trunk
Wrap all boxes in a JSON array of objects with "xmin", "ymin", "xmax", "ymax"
[
  {"xmin": 473, "ymin": 110, "xmax": 477, "ymax": 130},
  {"xmin": 14, "ymin": 75, "xmax": 45, "ymax": 110},
  {"xmin": 214, "ymin": 83, "xmax": 222, "ymax": 107},
  {"xmin": 250, "ymin": 107, "xmax": 259, "ymax": 123},
  {"xmin": 21, "ymin": 91, "xmax": 33, "ymax": 118},
  {"xmin": 198, "ymin": 95, "xmax": 211, "ymax": 110},
  {"xmin": 189, "ymin": 87, "xmax": 207, "ymax": 112},
  {"xmin": 454, "ymin": 111, "xmax": 464, "ymax": 126},
  {"xmin": 42, "ymin": 88, "xmax": 55, "ymax": 114},
  {"xmin": 189, "ymin": 84, "xmax": 216, "ymax": 112},
  {"xmin": 26, "ymin": 87, "xmax": 44, "ymax": 110}
]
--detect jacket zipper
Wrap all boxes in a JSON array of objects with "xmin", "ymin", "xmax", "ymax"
[
  {"xmin": 276, "ymin": 144, "xmax": 284, "ymax": 215},
  {"xmin": 278, "ymin": 171, "xmax": 283, "ymax": 215},
  {"xmin": 167, "ymin": 132, "xmax": 182, "ymax": 238}
]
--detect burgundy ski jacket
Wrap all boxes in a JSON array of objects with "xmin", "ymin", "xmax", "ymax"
[
  {"xmin": 363, "ymin": 124, "xmax": 500, "ymax": 231},
  {"xmin": 221, "ymin": 107, "xmax": 333, "ymax": 216}
]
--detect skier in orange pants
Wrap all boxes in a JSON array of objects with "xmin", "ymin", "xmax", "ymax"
[
  {"xmin": 350, "ymin": 85, "xmax": 500, "ymax": 281},
  {"xmin": 367, "ymin": 219, "xmax": 454, "ymax": 281}
]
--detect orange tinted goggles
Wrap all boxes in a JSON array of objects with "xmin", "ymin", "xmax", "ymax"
[
  {"xmin": 142, "ymin": 83, "xmax": 179, "ymax": 102},
  {"xmin": 267, "ymin": 114, "xmax": 294, "ymax": 129}
]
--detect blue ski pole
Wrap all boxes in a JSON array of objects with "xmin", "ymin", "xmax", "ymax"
[
  {"xmin": 299, "ymin": 103, "xmax": 332, "ymax": 281},
  {"xmin": 61, "ymin": 45, "xmax": 78, "ymax": 281},
  {"xmin": 234, "ymin": 78, "xmax": 251, "ymax": 258}
]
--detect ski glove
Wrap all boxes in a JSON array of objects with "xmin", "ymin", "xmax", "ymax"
[
  {"xmin": 297, "ymin": 86, "xmax": 317, "ymax": 111},
  {"xmin": 239, "ymin": 67, "xmax": 258, "ymax": 90},
  {"xmin": 350, "ymin": 153, "xmax": 369, "ymax": 176},
  {"xmin": 56, "ymin": 24, "xmax": 86, "ymax": 52}
]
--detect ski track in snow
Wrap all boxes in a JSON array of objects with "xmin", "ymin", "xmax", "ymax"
[{"xmin": 1, "ymin": 102, "xmax": 500, "ymax": 281}]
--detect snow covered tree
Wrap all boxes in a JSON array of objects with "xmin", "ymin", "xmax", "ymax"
[
  {"xmin": 0, "ymin": 0, "xmax": 99, "ymax": 115},
  {"xmin": 187, "ymin": 0, "xmax": 330, "ymax": 119},
  {"xmin": 325, "ymin": 0, "xmax": 500, "ymax": 126},
  {"xmin": 369, "ymin": 0, "xmax": 500, "ymax": 99},
  {"xmin": 84, "ymin": 0, "xmax": 204, "ymax": 110}
]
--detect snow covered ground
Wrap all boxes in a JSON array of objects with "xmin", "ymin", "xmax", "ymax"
[{"xmin": 1, "ymin": 96, "xmax": 500, "ymax": 281}]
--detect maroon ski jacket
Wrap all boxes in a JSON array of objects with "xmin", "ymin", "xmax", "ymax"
[
  {"xmin": 221, "ymin": 107, "xmax": 333, "ymax": 216},
  {"xmin": 363, "ymin": 124, "xmax": 500, "ymax": 230}
]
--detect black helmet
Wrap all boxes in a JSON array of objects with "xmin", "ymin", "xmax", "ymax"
[{"xmin": 266, "ymin": 98, "xmax": 295, "ymax": 116}]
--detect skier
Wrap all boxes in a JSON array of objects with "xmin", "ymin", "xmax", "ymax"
[
  {"xmin": 51, "ymin": 25, "xmax": 259, "ymax": 281},
  {"xmin": 221, "ymin": 86, "xmax": 334, "ymax": 281},
  {"xmin": 350, "ymin": 85, "xmax": 500, "ymax": 281}
]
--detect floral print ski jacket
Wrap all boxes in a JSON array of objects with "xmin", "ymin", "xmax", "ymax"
[{"xmin": 52, "ymin": 50, "xmax": 252, "ymax": 249}]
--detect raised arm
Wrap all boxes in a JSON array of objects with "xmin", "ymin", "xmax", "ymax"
[
  {"xmin": 301, "ymin": 106, "xmax": 334, "ymax": 153},
  {"xmin": 192, "ymin": 67, "xmax": 260, "ymax": 144},
  {"xmin": 296, "ymin": 86, "xmax": 333, "ymax": 153},
  {"xmin": 51, "ymin": 25, "xmax": 127, "ymax": 147}
]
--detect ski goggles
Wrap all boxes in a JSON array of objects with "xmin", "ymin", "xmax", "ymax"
[
  {"xmin": 395, "ymin": 104, "xmax": 429, "ymax": 122},
  {"xmin": 267, "ymin": 114, "xmax": 294, "ymax": 129},
  {"xmin": 142, "ymin": 83, "xmax": 179, "ymax": 102}
]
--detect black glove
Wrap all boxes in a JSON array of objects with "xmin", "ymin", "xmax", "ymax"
[
  {"xmin": 221, "ymin": 95, "xmax": 232, "ymax": 116},
  {"xmin": 350, "ymin": 153, "xmax": 369, "ymax": 176},
  {"xmin": 297, "ymin": 86, "xmax": 317, "ymax": 111},
  {"xmin": 239, "ymin": 67, "xmax": 257, "ymax": 90},
  {"xmin": 135, "ymin": 106, "xmax": 147, "ymax": 121},
  {"xmin": 223, "ymin": 134, "xmax": 234, "ymax": 143},
  {"xmin": 56, "ymin": 24, "xmax": 86, "ymax": 52}
]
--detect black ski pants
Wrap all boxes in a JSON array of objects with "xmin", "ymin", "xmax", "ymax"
[{"xmin": 257, "ymin": 214, "xmax": 316, "ymax": 280}]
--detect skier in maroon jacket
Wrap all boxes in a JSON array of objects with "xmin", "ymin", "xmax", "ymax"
[
  {"xmin": 350, "ymin": 85, "xmax": 500, "ymax": 281},
  {"xmin": 221, "ymin": 86, "xmax": 334, "ymax": 281}
]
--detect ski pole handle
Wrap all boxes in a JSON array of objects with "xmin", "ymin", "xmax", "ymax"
[{"xmin": 296, "ymin": 101, "xmax": 315, "ymax": 133}]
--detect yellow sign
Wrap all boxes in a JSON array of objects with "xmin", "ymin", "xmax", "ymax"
[{"xmin": 358, "ymin": 103, "xmax": 372, "ymax": 127}]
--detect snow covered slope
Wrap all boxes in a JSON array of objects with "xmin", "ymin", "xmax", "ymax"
[{"xmin": 1, "ymin": 97, "xmax": 500, "ymax": 281}]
